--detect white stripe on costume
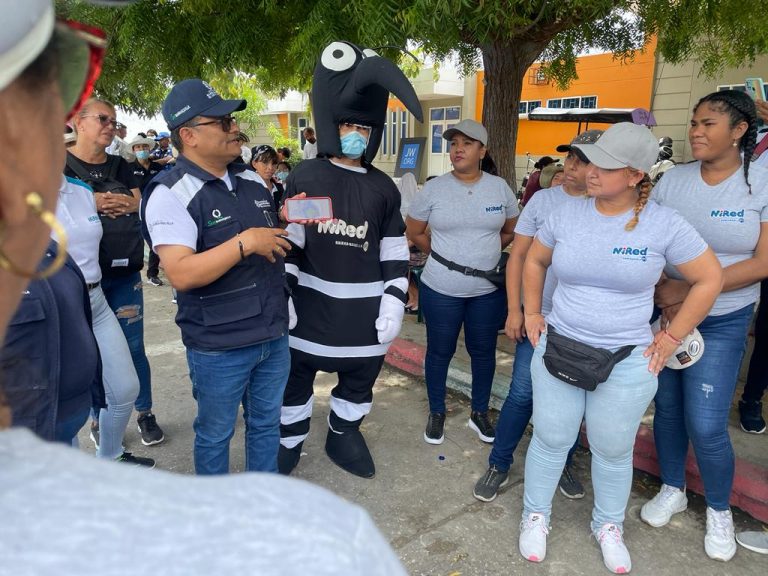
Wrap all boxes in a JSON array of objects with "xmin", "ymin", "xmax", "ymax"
[
  {"xmin": 289, "ymin": 336, "xmax": 390, "ymax": 358},
  {"xmin": 379, "ymin": 236, "xmax": 409, "ymax": 262},
  {"xmin": 299, "ymin": 273, "xmax": 384, "ymax": 299},
  {"xmin": 280, "ymin": 395, "xmax": 314, "ymax": 425},
  {"xmin": 329, "ymin": 396, "xmax": 373, "ymax": 423},
  {"xmin": 285, "ymin": 223, "xmax": 305, "ymax": 249},
  {"xmin": 280, "ymin": 434, "xmax": 307, "ymax": 449}
]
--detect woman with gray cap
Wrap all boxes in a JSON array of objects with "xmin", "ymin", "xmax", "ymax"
[
  {"xmin": 520, "ymin": 122, "xmax": 722, "ymax": 573},
  {"xmin": 406, "ymin": 119, "xmax": 518, "ymax": 446}
]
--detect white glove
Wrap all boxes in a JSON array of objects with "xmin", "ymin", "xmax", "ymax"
[
  {"xmin": 288, "ymin": 296, "xmax": 297, "ymax": 330},
  {"xmin": 375, "ymin": 293, "xmax": 405, "ymax": 344}
]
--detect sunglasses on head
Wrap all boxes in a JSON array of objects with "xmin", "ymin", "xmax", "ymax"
[
  {"xmin": 55, "ymin": 20, "xmax": 107, "ymax": 121},
  {"xmin": 190, "ymin": 115, "xmax": 237, "ymax": 133}
]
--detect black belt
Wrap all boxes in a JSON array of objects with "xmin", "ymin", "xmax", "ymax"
[
  {"xmin": 87, "ymin": 281, "xmax": 100, "ymax": 291},
  {"xmin": 430, "ymin": 250, "xmax": 488, "ymax": 278}
]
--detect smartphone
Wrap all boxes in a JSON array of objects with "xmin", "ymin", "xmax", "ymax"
[
  {"xmin": 285, "ymin": 197, "xmax": 333, "ymax": 222},
  {"xmin": 745, "ymin": 77, "xmax": 765, "ymax": 101}
]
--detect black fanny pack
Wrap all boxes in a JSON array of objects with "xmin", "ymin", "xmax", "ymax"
[
  {"xmin": 542, "ymin": 327, "xmax": 635, "ymax": 391},
  {"xmin": 430, "ymin": 250, "xmax": 508, "ymax": 289}
]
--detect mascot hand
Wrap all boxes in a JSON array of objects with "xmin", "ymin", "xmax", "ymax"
[
  {"xmin": 288, "ymin": 297, "xmax": 297, "ymax": 330},
  {"xmin": 375, "ymin": 294, "xmax": 405, "ymax": 344}
]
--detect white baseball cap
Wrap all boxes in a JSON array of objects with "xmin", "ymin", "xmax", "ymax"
[
  {"xmin": 651, "ymin": 319, "xmax": 705, "ymax": 370},
  {"xmin": 572, "ymin": 122, "xmax": 658, "ymax": 174},
  {"xmin": 0, "ymin": 0, "xmax": 55, "ymax": 93}
]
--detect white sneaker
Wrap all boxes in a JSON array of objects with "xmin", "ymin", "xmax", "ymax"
[
  {"xmin": 594, "ymin": 523, "xmax": 632, "ymax": 574},
  {"xmin": 705, "ymin": 508, "xmax": 736, "ymax": 561},
  {"xmin": 640, "ymin": 484, "xmax": 688, "ymax": 527},
  {"xmin": 519, "ymin": 513, "xmax": 549, "ymax": 563}
]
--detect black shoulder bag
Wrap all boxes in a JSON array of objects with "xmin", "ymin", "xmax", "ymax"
[
  {"xmin": 430, "ymin": 250, "xmax": 508, "ymax": 289},
  {"xmin": 66, "ymin": 154, "xmax": 144, "ymax": 276},
  {"xmin": 542, "ymin": 327, "xmax": 635, "ymax": 391}
]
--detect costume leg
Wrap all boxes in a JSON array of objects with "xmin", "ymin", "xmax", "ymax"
[
  {"xmin": 278, "ymin": 349, "xmax": 318, "ymax": 475},
  {"xmin": 325, "ymin": 355, "xmax": 386, "ymax": 478}
]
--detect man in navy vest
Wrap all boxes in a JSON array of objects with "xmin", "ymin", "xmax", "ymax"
[{"xmin": 143, "ymin": 79, "xmax": 293, "ymax": 475}]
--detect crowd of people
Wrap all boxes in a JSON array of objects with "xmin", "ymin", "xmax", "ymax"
[{"xmin": 1, "ymin": 1, "xmax": 767, "ymax": 573}]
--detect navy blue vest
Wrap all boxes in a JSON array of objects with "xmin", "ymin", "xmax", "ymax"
[{"xmin": 144, "ymin": 156, "xmax": 288, "ymax": 351}]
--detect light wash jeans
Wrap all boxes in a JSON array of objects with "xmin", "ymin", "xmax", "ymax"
[
  {"xmin": 523, "ymin": 332, "xmax": 657, "ymax": 531},
  {"xmin": 89, "ymin": 285, "xmax": 140, "ymax": 459}
]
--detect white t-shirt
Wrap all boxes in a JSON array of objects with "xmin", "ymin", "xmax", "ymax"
[
  {"xmin": 145, "ymin": 171, "xmax": 234, "ymax": 252},
  {"xmin": 303, "ymin": 140, "xmax": 318, "ymax": 160},
  {"xmin": 54, "ymin": 176, "xmax": 103, "ymax": 284},
  {"xmin": 653, "ymin": 161, "xmax": 768, "ymax": 315},
  {"xmin": 0, "ymin": 428, "xmax": 406, "ymax": 575}
]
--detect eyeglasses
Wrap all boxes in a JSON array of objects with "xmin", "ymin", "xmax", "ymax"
[
  {"xmin": 55, "ymin": 20, "xmax": 107, "ymax": 121},
  {"xmin": 81, "ymin": 113, "xmax": 118, "ymax": 128},
  {"xmin": 340, "ymin": 122, "xmax": 372, "ymax": 133},
  {"xmin": 190, "ymin": 115, "xmax": 237, "ymax": 132}
]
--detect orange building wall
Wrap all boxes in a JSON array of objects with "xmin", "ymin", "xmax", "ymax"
[{"xmin": 475, "ymin": 39, "xmax": 657, "ymax": 156}]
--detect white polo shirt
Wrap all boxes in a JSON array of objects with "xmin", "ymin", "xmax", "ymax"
[{"xmin": 55, "ymin": 176, "xmax": 103, "ymax": 284}]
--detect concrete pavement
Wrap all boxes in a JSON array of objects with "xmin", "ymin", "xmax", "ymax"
[{"xmin": 76, "ymin": 279, "xmax": 768, "ymax": 575}]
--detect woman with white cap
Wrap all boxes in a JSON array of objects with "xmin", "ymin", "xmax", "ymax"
[
  {"xmin": 642, "ymin": 89, "xmax": 768, "ymax": 561},
  {"xmin": 406, "ymin": 119, "xmax": 518, "ymax": 446},
  {"xmin": 520, "ymin": 122, "xmax": 722, "ymax": 573},
  {"xmin": 0, "ymin": 5, "xmax": 407, "ymax": 573}
]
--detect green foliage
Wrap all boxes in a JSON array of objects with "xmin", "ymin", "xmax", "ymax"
[{"xmin": 266, "ymin": 123, "xmax": 302, "ymax": 167}]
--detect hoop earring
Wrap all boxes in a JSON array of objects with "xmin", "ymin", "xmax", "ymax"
[{"xmin": 0, "ymin": 192, "xmax": 69, "ymax": 279}]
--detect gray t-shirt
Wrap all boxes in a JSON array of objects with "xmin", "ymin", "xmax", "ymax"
[
  {"xmin": 537, "ymin": 198, "xmax": 708, "ymax": 349},
  {"xmin": 652, "ymin": 161, "xmax": 768, "ymax": 316},
  {"xmin": 515, "ymin": 185, "xmax": 585, "ymax": 315},
  {"xmin": 0, "ymin": 429, "xmax": 406, "ymax": 576},
  {"xmin": 408, "ymin": 172, "xmax": 518, "ymax": 297}
]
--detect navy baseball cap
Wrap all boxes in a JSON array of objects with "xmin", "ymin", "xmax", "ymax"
[{"xmin": 162, "ymin": 78, "xmax": 246, "ymax": 130}]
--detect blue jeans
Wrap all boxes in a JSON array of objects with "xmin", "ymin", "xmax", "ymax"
[
  {"xmin": 89, "ymin": 285, "xmax": 140, "ymax": 459},
  {"xmin": 490, "ymin": 336, "xmax": 577, "ymax": 472},
  {"xmin": 523, "ymin": 333, "xmax": 657, "ymax": 531},
  {"xmin": 101, "ymin": 272, "xmax": 153, "ymax": 413},
  {"xmin": 187, "ymin": 334, "xmax": 290, "ymax": 475},
  {"xmin": 54, "ymin": 407, "xmax": 90, "ymax": 446},
  {"xmin": 653, "ymin": 304, "xmax": 753, "ymax": 510},
  {"xmin": 420, "ymin": 283, "xmax": 506, "ymax": 413}
]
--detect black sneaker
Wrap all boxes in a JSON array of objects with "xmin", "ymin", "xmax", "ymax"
[
  {"xmin": 137, "ymin": 412, "xmax": 165, "ymax": 446},
  {"xmin": 147, "ymin": 276, "xmax": 163, "ymax": 287},
  {"xmin": 559, "ymin": 464, "xmax": 585, "ymax": 499},
  {"xmin": 473, "ymin": 465, "xmax": 510, "ymax": 502},
  {"xmin": 116, "ymin": 451, "xmax": 156, "ymax": 469},
  {"xmin": 739, "ymin": 400, "xmax": 766, "ymax": 434},
  {"xmin": 468, "ymin": 411, "xmax": 495, "ymax": 443},
  {"xmin": 89, "ymin": 425, "xmax": 99, "ymax": 450},
  {"xmin": 424, "ymin": 412, "xmax": 446, "ymax": 445}
]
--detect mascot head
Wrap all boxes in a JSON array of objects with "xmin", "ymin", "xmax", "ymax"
[{"xmin": 312, "ymin": 41, "xmax": 424, "ymax": 163}]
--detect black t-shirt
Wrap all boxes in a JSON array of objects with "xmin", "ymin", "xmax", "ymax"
[
  {"xmin": 64, "ymin": 152, "xmax": 140, "ymax": 191},
  {"xmin": 130, "ymin": 160, "xmax": 164, "ymax": 193}
]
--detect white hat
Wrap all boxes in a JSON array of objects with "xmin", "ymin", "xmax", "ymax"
[
  {"xmin": 651, "ymin": 319, "xmax": 705, "ymax": 370},
  {"xmin": 0, "ymin": 0, "xmax": 55, "ymax": 93},
  {"xmin": 129, "ymin": 136, "xmax": 157, "ymax": 150},
  {"xmin": 572, "ymin": 122, "xmax": 658, "ymax": 174}
]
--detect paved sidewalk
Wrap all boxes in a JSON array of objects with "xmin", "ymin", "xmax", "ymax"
[{"xmin": 75, "ymin": 280, "xmax": 767, "ymax": 575}]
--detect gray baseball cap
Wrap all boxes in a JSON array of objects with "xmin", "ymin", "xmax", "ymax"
[
  {"xmin": 443, "ymin": 119, "xmax": 488, "ymax": 146},
  {"xmin": 572, "ymin": 122, "xmax": 658, "ymax": 173}
]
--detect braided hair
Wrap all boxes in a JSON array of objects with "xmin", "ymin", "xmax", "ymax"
[
  {"xmin": 625, "ymin": 174, "xmax": 653, "ymax": 232},
  {"xmin": 693, "ymin": 90, "xmax": 758, "ymax": 193}
]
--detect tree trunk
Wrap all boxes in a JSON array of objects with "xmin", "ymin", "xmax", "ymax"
[{"xmin": 481, "ymin": 39, "xmax": 550, "ymax": 190}]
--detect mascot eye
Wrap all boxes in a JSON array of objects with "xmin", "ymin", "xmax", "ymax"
[
  {"xmin": 362, "ymin": 49, "xmax": 379, "ymax": 58},
  {"xmin": 321, "ymin": 42, "xmax": 358, "ymax": 72}
]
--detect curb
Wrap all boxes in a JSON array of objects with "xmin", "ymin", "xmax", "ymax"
[{"xmin": 385, "ymin": 336, "xmax": 768, "ymax": 523}]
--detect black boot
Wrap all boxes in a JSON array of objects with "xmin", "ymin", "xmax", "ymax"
[
  {"xmin": 278, "ymin": 442, "xmax": 303, "ymax": 475},
  {"xmin": 325, "ymin": 413, "xmax": 375, "ymax": 478}
]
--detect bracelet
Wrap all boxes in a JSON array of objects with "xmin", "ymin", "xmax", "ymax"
[
  {"xmin": 237, "ymin": 234, "xmax": 245, "ymax": 261},
  {"xmin": 662, "ymin": 329, "xmax": 683, "ymax": 346}
]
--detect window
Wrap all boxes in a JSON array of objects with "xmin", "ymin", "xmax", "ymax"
[
  {"xmin": 527, "ymin": 100, "xmax": 541, "ymax": 113},
  {"xmin": 446, "ymin": 106, "xmax": 461, "ymax": 120},
  {"xmin": 561, "ymin": 97, "xmax": 580, "ymax": 109},
  {"xmin": 546, "ymin": 96, "xmax": 597, "ymax": 109},
  {"xmin": 430, "ymin": 108, "xmax": 445, "ymax": 121},
  {"xmin": 581, "ymin": 96, "xmax": 597, "ymax": 109},
  {"xmin": 429, "ymin": 107, "xmax": 461, "ymax": 155},
  {"xmin": 718, "ymin": 82, "xmax": 768, "ymax": 99},
  {"xmin": 390, "ymin": 111, "xmax": 397, "ymax": 156},
  {"xmin": 400, "ymin": 110, "xmax": 408, "ymax": 140},
  {"xmin": 518, "ymin": 102, "xmax": 528, "ymax": 114},
  {"xmin": 298, "ymin": 117, "xmax": 308, "ymax": 146},
  {"xmin": 547, "ymin": 98, "xmax": 562, "ymax": 108}
]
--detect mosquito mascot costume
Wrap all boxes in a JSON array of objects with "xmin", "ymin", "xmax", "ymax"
[{"xmin": 279, "ymin": 41, "xmax": 423, "ymax": 478}]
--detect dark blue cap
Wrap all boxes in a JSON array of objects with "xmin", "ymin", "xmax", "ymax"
[{"xmin": 162, "ymin": 78, "xmax": 246, "ymax": 130}]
